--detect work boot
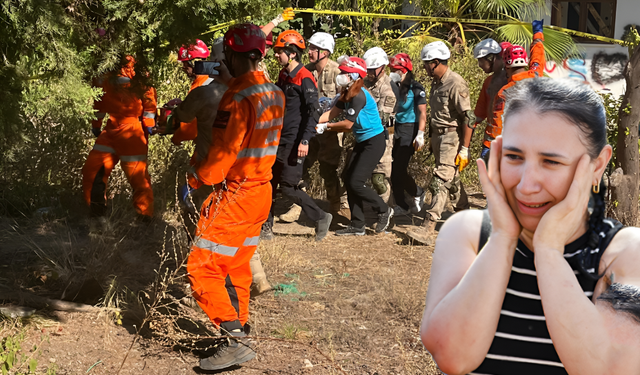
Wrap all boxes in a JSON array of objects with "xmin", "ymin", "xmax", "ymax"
[
  {"xmin": 330, "ymin": 201, "xmax": 351, "ymax": 221},
  {"xmin": 250, "ymin": 252, "xmax": 271, "ymax": 295},
  {"xmin": 279, "ymin": 204, "xmax": 302, "ymax": 223},
  {"xmin": 407, "ymin": 218, "xmax": 438, "ymax": 244},
  {"xmin": 315, "ymin": 212, "xmax": 333, "ymax": 241},
  {"xmin": 260, "ymin": 221, "xmax": 274, "ymax": 240},
  {"xmin": 199, "ymin": 337, "xmax": 255, "ymax": 370},
  {"xmin": 375, "ymin": 206, "xmax": 394, "ymax": 233}
]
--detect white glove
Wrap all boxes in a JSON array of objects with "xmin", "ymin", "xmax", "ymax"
[
  {"xmin": 413, "ymin": 130, "xmax": 425, "ymax": 150},
  {"xmin": 316, "ymin": 122, "xmax": 328, "ymax": 134}
]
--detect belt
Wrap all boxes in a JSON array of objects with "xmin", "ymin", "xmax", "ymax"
[{"xmin": 434, "ymin": 127, "xmax": 457, "ymax": 135}]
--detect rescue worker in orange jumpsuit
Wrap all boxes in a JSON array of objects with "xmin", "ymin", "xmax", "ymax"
[
  {"xmin": 457, "ymin": 39, "xmax": 508, "ymax": 169},
  {"xmin": 170, "ymin": 39, "xmax": 213, "ymax": 147},
  {"xmin": 183, "ymin": 24, "xmax": 285, "ymax": 371},
  {"xmin": 82, "ymin": 55, "xmax": 157, "ymax": 221},
  {"xmin": 487, "ymin": 20, "xmax": 545, "ymax": 163}
]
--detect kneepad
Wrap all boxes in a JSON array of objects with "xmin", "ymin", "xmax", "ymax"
[{"xmin": 371, "ymin": 173, "xmax": 387, "ymax": 194}]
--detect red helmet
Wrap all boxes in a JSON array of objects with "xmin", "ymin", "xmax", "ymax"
[
  {"xmin": 178, "ymin": 39, "xmax": 210, "ymax": 62},
  {"xmin": 504, "ymin": 44, "xmax": 528, "ymax": 68},
  {"xmin": 337, "ymin": 56, "xmax": 367, "ymax": 78},
  {"xmin": 223, "ymin": 23, "xmax": 266, "ymax": 56},
  {"xmin": 266, "ymin": 32, "xmax": 274, "ymax": 47},
  {"xmin": 274, "ymin": 30, "xmax": 306, "ymax": 50},
  {"xmin": 499, "ymin": 41, "xmax": 512, "ymax": 53},
  {"xmin": 389, "ymin": 53, "xmax": 413, "ymax": 73}
]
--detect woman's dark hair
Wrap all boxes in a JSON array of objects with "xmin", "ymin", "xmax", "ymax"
[
  {"xmin": 284, "ymin": 45, "xmax": 302, "ymax": 62},
  {"xmin": 503, "ymin": 77, "xmax": 607, "ymax": 159},
  {"xmin": 503, "ymin": 77, "xmax": 620, "ymax": 281},
  {"xmin": 398, "ymin": 70, "xmax": 414, "ymax": 103}
]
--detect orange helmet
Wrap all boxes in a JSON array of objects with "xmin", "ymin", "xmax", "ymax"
[{"xmin": 274, "ymin": 30, "xmax": 306, "ymax": 50}]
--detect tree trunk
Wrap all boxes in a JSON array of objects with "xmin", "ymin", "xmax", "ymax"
[
  {"xmin": 610, "ymin": 45, "xmax": 640, "ymax": 225},
  {"xmin": 298, "ymin": 0, "xmax": 315, "ymax": 39}
]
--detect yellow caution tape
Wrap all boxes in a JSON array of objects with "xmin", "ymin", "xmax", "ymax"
[{"xmin": 199, "ymin": 8, "xmax": 629, "ymax": 47}]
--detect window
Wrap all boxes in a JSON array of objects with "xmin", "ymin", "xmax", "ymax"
[{"xmin": 551, "ymin": 0, "xmax": 616, "ymax": 39}]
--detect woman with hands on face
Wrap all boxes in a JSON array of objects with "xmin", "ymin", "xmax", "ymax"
[{"xmin": 420, "ymin": 77, "xmax": 640, "ymax": 375}]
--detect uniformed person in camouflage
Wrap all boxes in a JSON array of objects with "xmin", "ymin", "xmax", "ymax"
[
  {"xmin": 363, "ymin": 47, "xmax": 397, "ymax": 205},
  {"xmin": 408, "ymin": 41, "xmax": 474, "ymax": 244}
]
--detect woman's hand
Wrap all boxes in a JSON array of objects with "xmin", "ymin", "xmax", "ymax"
[
  {"xmin": 533, "ymin": 154, "xmax": 593, "ymax": 253},
  {"xmin": 477, "ymin": 137, "xmax": 522, "ymax": 242}
]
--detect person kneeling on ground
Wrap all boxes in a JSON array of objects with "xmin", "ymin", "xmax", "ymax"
[{"xmin": 317, "ymin": 56, "xmax": 394, "ymax": 236}]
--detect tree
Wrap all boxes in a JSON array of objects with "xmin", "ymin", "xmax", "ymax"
[{"xmin": 610, "ymin": 28, "xmax": 640, "ymax": 225}]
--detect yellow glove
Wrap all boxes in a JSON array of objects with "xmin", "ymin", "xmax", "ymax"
[
  {"xmin": 271, "ymin": 8, "xmax": 295, "ymax": 26},
  {"xmin": 282, "ymin": 7, "xmax": 295, "ymax": 21},
  {"xmin": 456, "ymin": 146, "xmax": 470, "ymax": 171}
]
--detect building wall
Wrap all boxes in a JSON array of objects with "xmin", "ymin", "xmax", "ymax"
[{"xmin": 541, "ymin": 0, "xmax": 635, "ymax": 97}]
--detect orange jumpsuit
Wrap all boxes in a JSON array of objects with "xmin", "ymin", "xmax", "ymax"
[
  {"xmin": 186, "ymin": 70, "xmax": 285, "ymax": 327},
  {"xmin": 489, "ymin": 32, "xmax": 545, "ymax": 146},
  {"xmin": 82, "ymin": 62, "xmax": 157, "ymax": 218},
  {"xmin": 171, "ymin": 75, "xmax": 213, "ymax": 146}
]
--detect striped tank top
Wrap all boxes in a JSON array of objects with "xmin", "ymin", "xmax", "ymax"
[{"xmin": 471, "ymin": 214, "xmax": 621, "ymax": 375}]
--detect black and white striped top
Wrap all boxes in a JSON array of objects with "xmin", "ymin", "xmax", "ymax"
[{"xmin": 471, "ymin": 219, "xmax": 619, "ymax": 375}]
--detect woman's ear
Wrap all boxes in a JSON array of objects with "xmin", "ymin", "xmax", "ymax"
[{"xmin": 593, "ymin": 145, "xmax": 613, "ymax": 184}]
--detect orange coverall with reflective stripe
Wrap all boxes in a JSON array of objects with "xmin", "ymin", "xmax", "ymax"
[
  {"xmin": 186, "ymin": 71, "xmax": 285, "ymax": 327},
  {"xmin": 171, "ymin": 75, "xmax": 211, "ymax": 146},
  {"xmin": 488, "ymin": 32, "xmax": 545, "ymax": 148},
  {"xmin": 82, "ymin": 73, "xmax": 157, "ymax": 217}
]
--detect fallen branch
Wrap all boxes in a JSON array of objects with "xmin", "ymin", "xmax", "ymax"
[{"xmin": 0, "ymin": 287, "xmax": 107, "ymax": 313}]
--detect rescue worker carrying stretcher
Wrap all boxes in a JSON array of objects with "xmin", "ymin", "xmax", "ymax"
[
  {"xmin": 407, "ymin": 41, "xmax": 474, "ymax": 244},
  {"xmin": 463, "ymin": 38, "xmax": 508, "ymax": 167},
  {"xmin": 317, "ymin": 56, "xmax": 394, "ymax": 235},
  {"xmin": 82, "ymin": 55, "xmax": 157, "ymax": 224},
  {"xmin": 387, "ymin": 53, "xmax": 428, "ymax": 217},
  {"xmin": 363, "ymin": 47, "xmax": 397, "ymax": 205},
  {"xmin": 182, "ymin": 24, "xmax": 285, "ymax": 371},
  {"xmin": 261, "ymin": 30, "xmax": 333, "ymax": 241}
]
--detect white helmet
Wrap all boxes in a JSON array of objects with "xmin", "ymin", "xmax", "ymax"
[
  {"xmin": 308, "ymin": 32, "xmax": 335, "ymax": 54},
  {"xmin": 473, "ymin": 38, "xmax": 502, "ymax": 59},
  {"xmin": 363, "ymin": 47, "xmax": 389, "ymax": 69},
  {"xmin": 421, "ymin": 41, "xmax": 450, "ymax": 61}
]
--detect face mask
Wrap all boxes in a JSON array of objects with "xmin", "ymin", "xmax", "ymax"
[
  {"xmin": 335, "ymin": 74, "xmax": 352, "ymax": 88},
  {"xmin": 389, "ymin": 72, "xmax": 402, "ymax": 83}
]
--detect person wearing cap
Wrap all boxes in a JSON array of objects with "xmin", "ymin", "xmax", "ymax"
[
  {"xmin": 488, "ymin": 20, "xmax": 546, "ymax": 162},
  {"xmin": 363, "ymin": 47, "xmax": 397, "ymax": 205},
  {"xmin": 261, "ymin": 30, "xmax": 332, "ymax": 241},
  {"xmin": 407, "ymin": 41, "xmax": 474, "ymax": 244},
  {"xmin": 317, "ymin": 56, "xmax": 394, "ymax": 235},
  {"xmin": 464, "ymin": 39, "xmax": 509, "ymax": 167},
  {"xmin": 387, "ymin": 53, "xmax": 428, "ymax": 217},
  {"xmin": 298, "ymin": 32, "xmax": 351, "ymax": 221},
  {"xmin": 184, "ymin": 23, "xmax": 285, "ymax": 370}
]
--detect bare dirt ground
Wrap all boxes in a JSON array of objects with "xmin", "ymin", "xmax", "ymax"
[{"xmin": 0, "ymin": 192, "xmax": 485, "ymax": 375}]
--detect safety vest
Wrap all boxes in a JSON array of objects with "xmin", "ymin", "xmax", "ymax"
[{"xmin": 193, "ymin": 71, "xmax": 285, "ymax": 187}]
